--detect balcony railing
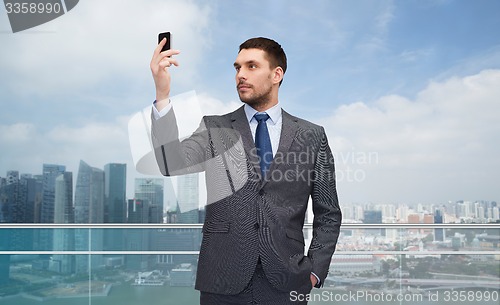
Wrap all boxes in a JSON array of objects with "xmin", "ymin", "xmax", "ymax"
[{"xmin": 0, "ymin": 224, "xmax": 498, "ymax": 305}]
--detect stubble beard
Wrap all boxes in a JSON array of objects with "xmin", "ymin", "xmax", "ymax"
[{"xmin": 238, "ymin": 84, "xmax": 273, "ymax": 109}]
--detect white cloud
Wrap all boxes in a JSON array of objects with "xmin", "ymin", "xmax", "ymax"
[
  {"xmin": 399, "ymin": 48, "xmax": 434, "ymax": 62},
  {"xmin": 321, "ymin": 69, "xmax": 500, "ymax": 203},
  {"xmin": 0, "ymin": 0, "xmax": 213, "ymax": 96},
  {"xmin": 0, "ymin": 123, "xmax": 36, "ymax": 143},
  {"xmin": 0, "ymin": 91, "xmax": 242, "ymax": 198},
  {"xmin": 197, "ymin": 92, "xmax": 241, "ymax": 115},
  {"xmin": 1, "ymin": 70, "xmax": 498, "ymax": 204},
  {"xmin": 0, "ymin": 116, "xmax": 134, "ymax": 192},
  {"xmin": 355, "ymin": 0, "xmax": 395, "ymax": 53}
]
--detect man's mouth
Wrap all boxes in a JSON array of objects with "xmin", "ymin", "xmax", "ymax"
[{"xmin": 238, "ymin": 83, "xmax": 252, "ymax": 90}]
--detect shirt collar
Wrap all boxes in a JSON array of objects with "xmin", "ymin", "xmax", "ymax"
[{"xmin": 244, "ymin": 103, "xmax": 282, "ymax": 125}]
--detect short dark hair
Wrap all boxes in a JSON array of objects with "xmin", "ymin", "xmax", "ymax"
[{"xmin": 239, "ymin": 37, "xmax": 287, "ymax": 85}]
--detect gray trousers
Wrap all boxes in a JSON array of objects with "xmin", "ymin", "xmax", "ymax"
[{"xmin": 200, "ymin": 262, "xmax": 311, "ymax": 305}]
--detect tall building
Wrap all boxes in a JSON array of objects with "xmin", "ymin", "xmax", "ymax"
[
  {"xmin": 363, "ymin": 210, "xmax": 384, "ymax": 236},
  {"xmin": 75, "ymin": 161, "xmax": 104, "ymax": 224},
  {"xmin": 0, "ymin": 175, "xmax": 20, "ymax": 223},
  {"xmin": 104, "ymin": 163, "xmax": 127, "ymax": 223},
  {"xmin": 6, "ymin": 170, "xmax": 19, "ymax": 185},
  {"xmin": 125, "ymin": 199, "xmax": 151, "ymax": 270},
  {"xmin": 129, "ymin": 178, "xmax": 164, "ymax": 270},
  {"xmin": 0, "ymin": 229, "xmax": 10, "ymax": 285},
  {"xmin": 493, "ymin": 207, "xmax": 500, "ymax": 221},
  {"xmin": 104, "ymin": 163, "xmax": 126, "ymax": 253},
  {"xmin": 74, "ymin": 160, "xmax": 105, "ymax": 273},
  {"xmin": 0, "ymin": 172, "xmax": 41, "ymax": 251},
  {"xmin": 176, "ymin": 173, "xmax": 200, "ymax": 223},
  {"xmin": 154, "ymin": 174, "xmax": 202, "ymax": 266},
  {"xmin": 51, "ymin": 172, "xmax": 75, "ymax": 274},
  {"xmin": 134, "ymin": 178, "xmax": 164, "ymax": 223},
  {"xmin": 21, "ymin": 175, "xmax": 42, "ymax": 223},
  {"xmin": 434, "ymin": 209, "xmax": 444, "ymax": 241},
  {"xmin": 40, "ymin": 164, "xmax": 66, "ymax": 223},
  {"xmin": 127, "ymin": 199, "xmax": 150, "ymax": 224},
  {"xmin": 422, "ymin": 214, "xmax": 434, "ymax": 235},
  {"xmin": 54, "ymin": 172, "xmax": 74, "ymax": 224},
  {"xmin": 363, "ymin": 210, "xmax": 382, "ymax": 223}
]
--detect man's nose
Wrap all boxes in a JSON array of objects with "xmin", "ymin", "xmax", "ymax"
[{"xmin": 236, "ymin": 68, "xmax": 246, "ymax": 81}]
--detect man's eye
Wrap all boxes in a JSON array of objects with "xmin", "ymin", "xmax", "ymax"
[{"xmin": 249, "ymin": 64, "xmax": 257, "ymax": 69}]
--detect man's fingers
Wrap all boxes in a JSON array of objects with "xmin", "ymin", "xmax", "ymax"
[
  {"xmin": 152, "ymin": 49, "xmax": 180, "ymax": 67},
  {"xmin": 158, "ymin": 58, "xmax": 179, "ymax": 70},
  {"xmin": 160, "ymin": 49, "xmax": 181, "ymax": 58},
  {"xmin": 151, "ymin": 50, "xmax": 180, "ymax": 74},
  {"xmin": 163, "ymin": 58, "xmax": 179, "ymax": 67},
  {"xmin": 153, "ymin": 38, "xmax": 166, "ymax": 56}
]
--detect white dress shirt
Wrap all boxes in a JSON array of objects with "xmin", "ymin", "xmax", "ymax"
[{"xmin": 243, "ymin": 103, "xmax": 282, "ymax": 157}]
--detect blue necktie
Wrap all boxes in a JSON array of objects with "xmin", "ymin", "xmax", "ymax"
[{"xmin": 254, "ymin": 113, "xmax": 273, "ymax": 177}]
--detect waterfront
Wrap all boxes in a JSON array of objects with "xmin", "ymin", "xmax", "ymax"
[
  {"xmin": 0, "ymin": 283, "xmax": 199, "ymax": 305},
  {"xmin": 1, "ymin": 284, "xmax": 498, "ymax": 305}
]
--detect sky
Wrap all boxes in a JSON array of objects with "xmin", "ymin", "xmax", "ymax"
[{"xmin": 1, "ymin": 0, "xmax": 499, "ymax": 206}]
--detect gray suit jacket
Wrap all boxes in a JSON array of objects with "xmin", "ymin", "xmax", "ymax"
[{"xmin": 151, "ymin": 105, "xmax": 341, "ymax": 295}]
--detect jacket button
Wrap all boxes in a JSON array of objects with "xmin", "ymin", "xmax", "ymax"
[{"xmin": 254, "ymin": 223, "xmax": 260, "ymax": 229}]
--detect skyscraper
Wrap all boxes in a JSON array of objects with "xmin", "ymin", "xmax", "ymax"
[
  {"xmin": 125, "ymin": 199, "xmax": 151, "ymax": 270},
  {"xmin": 363, "ymin": 210, "xmax": 385, "ymax": 236},
  {"xmin": 0, "ymin": 229, "xmax": 10, "ymax": 285},
  {"xmin": 155, "ymin": 174, "xmax": 201, "ymax": 266},
  {"xmin": 75, "ymin": 161, "xmax": 104, "ymax": 224},
  {"xmin": 176, "ymin": 173, "xmax": 200, "ymax": 223},
  {"xmin": 6, "ymin": 170, "xmax": 19, "ymax": 185},
  {"xmin": 128, "ymin": 178, "xmax": 164, "ymax": 270},
  {"xmin": 40, "ymin": 164, "xmax": 66, "ymax": 223},
  {"xmin": 74, "ymin": 160, "xmax": 104, "ymax": 273},
  {"xmin": 0, "ymin": 171, "xmax": 42, "ymax": 252},
  {"xmin": 104, "ymin": 163, "xmax": 127, "ymax": 253},
  {"xmin": 0, "ymin": 173, "xmax": 20, "ymax": 223},
  {"xmin": 21, "ymin": 175, "xmax": 42, "ymax": 224},
  {"xmin": 51, "ymin": 172, "xmax": 75, "ymax": 274},
  {"xmin": 434, "ymin": 209, "xmax": 444, "ymax": 241},
  {"xmin": 104, "ymin": 163, "xmax": 127, "ymax": 223},
  {"xmin": 54, "ymin": 172, "xmax": 74, "ymax": 224},
  {"xmin": 134, "ymin": 178, "xmax": 164, "ymax": 223}
]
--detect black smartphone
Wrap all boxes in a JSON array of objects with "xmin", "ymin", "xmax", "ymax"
[{"xmin": 158, "ymin": 32, "xmax": 171, "ymax": 52}]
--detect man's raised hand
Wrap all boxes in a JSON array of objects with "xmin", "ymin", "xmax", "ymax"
[{"xmin": 150, "ymin": 37, "xmax": 180, "ymax": 109}]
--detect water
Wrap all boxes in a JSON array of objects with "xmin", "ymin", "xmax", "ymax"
[
  {"xmin": 0, "ymin": 284, "xmax": 199, "ymax": 305},
  {"xmin": 1, "ymin": 285, "xmax": 498, "ymax": 305}
]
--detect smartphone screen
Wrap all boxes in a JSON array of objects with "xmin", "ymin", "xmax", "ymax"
[{"xmin": 158, "ymin": 32, "xmax": 171, "ymax": 52}]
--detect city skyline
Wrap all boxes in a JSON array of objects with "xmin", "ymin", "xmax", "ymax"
[
  {"xmin": 0, "ymin": 166, "xmax": 498, "ymax": 301},
  {"xmin": 1, "ymin": 164, "xmax": 498, "ymax": 225}
]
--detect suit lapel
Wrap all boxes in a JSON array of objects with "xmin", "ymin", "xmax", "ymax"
[
  {"xmin": 230, "ymin": 106, "xmax": 261, "ymax": 177},
  {"xmin": 263, "ymin": 110, "xmax": 299, "ymax": 187},
  {"xmin": 230, "ymin": 107, "xmax": 300, "ymax": 185}
]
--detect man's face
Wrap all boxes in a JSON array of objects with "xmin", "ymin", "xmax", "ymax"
[{"xmin": 234, "ymin": 48, "xmax": 275, "ymax": 106}]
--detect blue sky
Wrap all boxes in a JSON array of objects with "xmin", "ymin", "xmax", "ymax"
[{"xmin": 1, "ymin": 0, "xmax": 499, "ymax": 205}]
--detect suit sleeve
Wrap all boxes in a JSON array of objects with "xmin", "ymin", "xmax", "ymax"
[
  {"xmin": 307, "ymin": 127, "xmax": 342, "ymax": 286},
  {"xmin": 151, "ymin": 107, "xmax": 210, "ymax": 176}
]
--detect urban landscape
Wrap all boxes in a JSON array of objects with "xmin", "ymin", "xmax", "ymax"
[{"xmin": 0, "ymin": 162, "xmax": 498, "ymax": 304}]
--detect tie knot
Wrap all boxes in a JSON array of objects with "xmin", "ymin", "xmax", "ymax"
[{"xmin": 254, "ymin": 113, "xmax": 270, "ymax": 123}]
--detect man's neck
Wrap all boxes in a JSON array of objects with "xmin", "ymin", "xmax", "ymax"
[{"xmin": 251, "ymin": 101, "xmax": 278, "ymax": 112}]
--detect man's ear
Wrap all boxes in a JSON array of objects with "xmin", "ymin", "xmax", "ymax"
[{"xmin": 273, "ymin": 66, "xmax": 284, "ymax": 85}]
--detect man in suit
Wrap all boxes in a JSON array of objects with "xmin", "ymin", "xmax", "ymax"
[{"xmin": 150, "ymin": 37, "xmax": 341, "ymax": 304}]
